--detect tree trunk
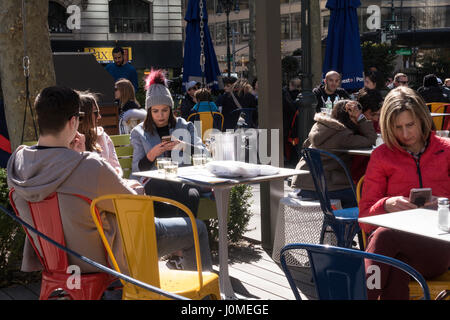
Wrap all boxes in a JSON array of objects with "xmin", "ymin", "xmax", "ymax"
[
  {"xmin": 0, "ymin": 0, "xmax": 56, "ymax": 151},
  {"xmin": 247, "ymin": 0, "xmax": 257, "ymax": 84}
]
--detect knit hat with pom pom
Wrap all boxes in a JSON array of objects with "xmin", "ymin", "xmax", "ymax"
[{"xmin": 145, "ymin": 69, "xmax": 173, "ymax": 110}]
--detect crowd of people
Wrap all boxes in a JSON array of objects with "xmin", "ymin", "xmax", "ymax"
[
  {"xmin": 288, "ymin": 69, "xmax": 450, "ymax": 300},
  {"xmin": 3, "ymin": 48, "xmax": 450, "ymax": 300}
]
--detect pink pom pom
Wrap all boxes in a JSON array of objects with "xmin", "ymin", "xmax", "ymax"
[{"xmin": 144, "ymin": 69, "xmax": 166, "ymax": 90}]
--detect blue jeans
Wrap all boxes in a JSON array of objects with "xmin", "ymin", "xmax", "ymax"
[
  {"xmin": 299, "ymin": 188, "xmax": 357, "ymax": 209},
  {"xmin": 155, "ymin": 217, "xmax": 213, "ymax": 272}
]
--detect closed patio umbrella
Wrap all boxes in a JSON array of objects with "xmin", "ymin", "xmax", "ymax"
[
  {"xmin": 182, "ymin": 0, "xmax": 221, "ymax": 90},
  {"xmin": 322, "ymin": 0, "xmax": 364, "ymax": 90}
]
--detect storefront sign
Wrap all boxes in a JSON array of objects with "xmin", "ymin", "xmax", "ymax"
[{"xmin": 84, "ymin": 47, "xmax": 133, "ymax": 63}]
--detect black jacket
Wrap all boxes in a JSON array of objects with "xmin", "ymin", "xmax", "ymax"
[
  {"xmin": 417, "ymin": 86, "xmax": 449, "ymax": 103},
  {"xmin": 180, "ymin": 94, "xmax": 196, "ymax": 120},
  {"xmin": 313, "ymin": 84, "xmax": 350, "ymax": 112}
]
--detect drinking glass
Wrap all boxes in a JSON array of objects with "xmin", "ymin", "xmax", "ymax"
[
  {"xmin": 156, "ymin": 157, "xmax": 171, "ymax": 174},
  {"xmin": 164, "ymin": 161, "xmax": 178, "ymax": 178},
  {"xmin": 193, "ymin": 154, "xmax": 207, "ymax": 167}
]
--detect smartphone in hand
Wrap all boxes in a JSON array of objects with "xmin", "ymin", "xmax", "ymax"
[
  {"xmin": 161, "ymin": 136, "xmax": 172, "ymax": 143},
  {"xmin": 409, "ymin": 188, "xmax": 432, "ymax": 207}
]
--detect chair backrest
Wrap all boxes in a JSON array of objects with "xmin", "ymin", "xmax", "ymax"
[
  {"xmin": 110, "ymin": 134, "xmax": 132, "ymax": 178},
  {"xmin": 280, "ymin": 243, "xmax": 430, "ymax": 300},
  {"xmin": 427, "ymin": 103, "xmax": 450, "ymax": 130},
  {"xmin": 0, "ymin": 201, "xmax": 188, "ymax": 300},
  {"xmin": 301, "ymin": 148, "xmax": 356, "ymax": 215},
  {"xmin": 230, "ymin": 108, "xmax": 256, "ymax": 128},
  {"xmin": 99, "ymin": 105, "xmax": 119, "ymax": 135},
  {"xmin": 355, "ymin": 175, "xmax": 367, "ymax": 249},
  {"xmin": 90, "ymin": 194, "xmax": 204, "ymax": 293},
  {"xmin": 8, "ymin": 189, "xmax": 92, "ymax": 273},
  {"xmin": 187, "ymin": 112, "xmax": 224, "ymax": 142}
]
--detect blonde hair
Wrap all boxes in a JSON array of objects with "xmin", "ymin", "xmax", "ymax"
[
  {"xmin": 380, "ymin": 87, "xmax": 433, "ymax": 150},
  {"xmin": 115, "ymin": 78, "xmax": 140, "ymax": 108}
]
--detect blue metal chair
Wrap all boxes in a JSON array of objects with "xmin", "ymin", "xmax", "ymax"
[
  {"xmin": 230, "ymin": 108, "xmax": 257, "ymax": 129},
  {"xmin": 0, "ymin": 203, "xmax": 189, "ymax": 300},
  {"xmin": 280, "ymin": 243, "xmax": 431, "ymax": 300},
  {"xmin": 301, "ymin": 148, "xmax": 362, "ymax": 248}
]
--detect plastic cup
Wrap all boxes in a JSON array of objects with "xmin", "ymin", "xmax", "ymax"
[
  {"xmin": 436, "ymin": 130, "xmax": 449, "ymax": 138},
  {"xmin": 156, "ymin": 157, "xmax": 171, "ymax": 174},
  {"xmin": 164, "ymin": 161, "xmax": 178, "ymax": 178},
  {"xmin": 321, "ymin": 108, "xmax": 332, "ymax": 116},
  {"xmin": 192, "ymin": 154, "xmax": 207, "ymax": 167}
]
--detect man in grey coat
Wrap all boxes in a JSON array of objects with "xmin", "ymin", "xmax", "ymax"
[{"xmin": 7, "ymin": 86, "xmax": 213, "ymax": 278}]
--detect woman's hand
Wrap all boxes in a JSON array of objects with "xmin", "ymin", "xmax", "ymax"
[
  {"xmin": 345, "ymin": 101, "xmax": 362, "ymax": 124},
  {"xmin": 384, "ymin": 196, "xmax": 418, "ymax": 213},
  {"xmin": 146, "ymin": 140, "xmax": 181, "ymax": 162},
  {"xmin": 69, "ymin": 132, "xmax": 86, "ymax": 152}
]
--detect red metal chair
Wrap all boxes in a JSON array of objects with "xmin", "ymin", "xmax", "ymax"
[{"xmin": 9, "ymin": 190, "xmax": 117, "ymax": 300}]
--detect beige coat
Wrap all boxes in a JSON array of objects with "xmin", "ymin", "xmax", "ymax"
[
  {"xmin": 291, "ymin": 113, "xmax": 377, "ymax": 191},
  {"xmin": 7, "ymin": 146, "xmax": 135, "ymax": 274}
]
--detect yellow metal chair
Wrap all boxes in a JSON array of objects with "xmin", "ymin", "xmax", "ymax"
[
  {"xmin": 356, "ymin": 175, "xmax": 450, "ymax": 300},
  {"xmin": 427, "ymin": 102, "xmax": 450, "ymax": 130},
  {"xmin": 110, "ymin": 134, "xmax": 133, "ymax": 179},
  {"xmin": 187, "ymin": 112, "xmax": 224, "ymax": 142},
  {"xmin": 90, "ymin": 194, "xmax": 220, "ymax": 300}
]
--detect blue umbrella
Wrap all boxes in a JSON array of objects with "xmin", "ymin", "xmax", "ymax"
[
  {"xmin": 182, "ymin": 0, "xmax": 221, "ymax": 90},
  {"xmin": 322, "ymin": 0, "xmax": 364, "ymax": 90}
]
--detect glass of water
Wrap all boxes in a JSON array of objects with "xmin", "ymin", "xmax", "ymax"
[
  {"xmin": 156, "ymin": 157, "xmax": 171, "ymax": 174},
  {"xmin": 164, "ymin": 161, "xmax": 178, "ymax": 178},
  {"xmin": 192, "ymin": 154, "xmax": 206, "ymax": 167}
]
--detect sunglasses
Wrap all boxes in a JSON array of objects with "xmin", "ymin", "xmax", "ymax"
[
  {"xmin": 397, "ymin": 80, "xmax": 408, "ymax": 85},
  {"xmin": 68, "ymin": 111, "xmax": 85, "ymax": 120}
]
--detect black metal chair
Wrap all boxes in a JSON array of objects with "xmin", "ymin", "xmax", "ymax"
[{"xmin": 301, "ymin": 148, "xmax": 362, "ymax": 249}]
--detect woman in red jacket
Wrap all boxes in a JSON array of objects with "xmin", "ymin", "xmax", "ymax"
[{"xmin": 359, "ymin": 86, "xmax": 450, "ymax": 300}]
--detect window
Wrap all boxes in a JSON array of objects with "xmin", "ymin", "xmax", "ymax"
[
  {"xmin": 291, "ymin": 13, "xmax": 301, "ymax": 39},
  {"xmin": 109, "ymin": 0, "xmax": 151, "ymax": 33},
  {"xmin": 48, "ymin": 1, "xmax": 72, "ymax": 33},
  {"xmin": 215, "ymin": 23, "xmax": 226, "ymax": 45},
  {"xmin": 281, "ymin": 15, "xmax": 290, "ymax": 40},
  {"xmin": 239, "ymin": 19, "xmax": 250, "ymax": 42}
]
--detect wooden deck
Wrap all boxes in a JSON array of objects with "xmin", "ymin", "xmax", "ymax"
[
  {"xmin": 0, "ymin": 243, "xmax": 317, "ymax": 300},
  {"xmin": 0, "ymin": 182, "xmax": 318, "ymax": 300}
]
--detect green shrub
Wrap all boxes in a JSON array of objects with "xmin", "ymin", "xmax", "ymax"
[
  {"xmin": 0, "ymin": 168, "xmax": 31, "ymax": 286},
  {"xmin": 206, "ymin": 184, "xmax": 253, "ymax": 250}
]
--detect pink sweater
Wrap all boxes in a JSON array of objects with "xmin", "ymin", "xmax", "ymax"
[{"xmin": 96, "ymin": 127, "xmax": 123, "ymax": 177}]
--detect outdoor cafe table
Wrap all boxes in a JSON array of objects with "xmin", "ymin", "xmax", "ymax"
[
  {"xmin": 134, "ymin": 165, "xmax": 305, "ymax": 299},
  {"xmin": 358, "ymin": 208, "xmax": 450, "ymax": 243}
]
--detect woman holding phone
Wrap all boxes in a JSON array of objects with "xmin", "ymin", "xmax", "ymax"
[
  {"xmin": 130, "ymin": 69, "xmax": 207, "ymax": 270},
  {"xmin": 359, "ymin": 86, "xmax": 450, "ymax": 300},
  {"xmin": 130, "ymin": 69, "xmax": 205, "ymax": 211},
  {"xmin": 291, "ymin": 99, "xmax": 377, "ymax": 208}
]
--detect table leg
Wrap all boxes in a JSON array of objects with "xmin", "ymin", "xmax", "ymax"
[{"xmin": 214, "ymin": 185, "xmax": 236, "ymax": 300}]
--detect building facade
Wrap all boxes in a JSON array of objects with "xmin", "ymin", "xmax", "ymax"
[
  {"xmin": 186, "ymin": 0, "xmax": 450, "ymax": 75},
  {"xmin": 49, "ymin": 0, "xmax": 184, "ymax": 73}
]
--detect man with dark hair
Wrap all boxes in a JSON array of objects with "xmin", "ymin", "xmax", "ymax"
[
  {"xmin": 105, "ymin": 47, "xmax": 139, "ymax": 93},
  {"xmin": 313, "ymin": 71, "xmax": 350, "ymax": 112},
  {"xmin": 179, "ymin": 80, "xmax": 199, "ymax": 120},
  {"xmin": 7, "ymin": 86, "xmax": 213, "ymax": 280}
]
